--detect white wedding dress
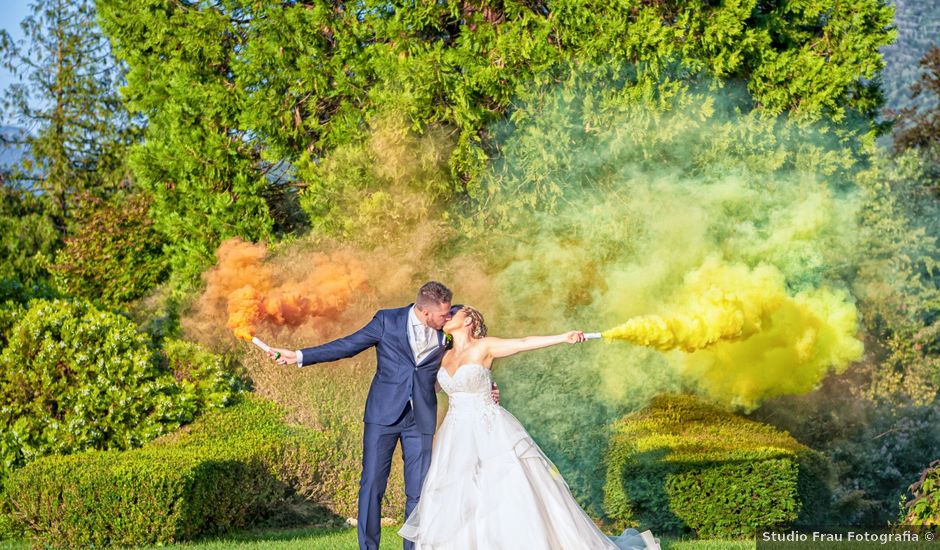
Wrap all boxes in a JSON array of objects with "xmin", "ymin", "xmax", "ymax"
[{"xmin": 399, "ymin": 363, "xmax": 659, "ymax": 550}]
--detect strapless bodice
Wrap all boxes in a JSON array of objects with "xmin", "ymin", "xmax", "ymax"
[
  {"xmin": 437, "ymin": 363, "xmax": 492, "ymax": 396},
  {"xmin": 437, "ymin": 363, "xmax": 498, "ymax": 426}
]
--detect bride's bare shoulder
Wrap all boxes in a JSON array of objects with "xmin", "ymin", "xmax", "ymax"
[{"xmin": 474, "ymin": 337, "xmax": 500, "ymax": 352}]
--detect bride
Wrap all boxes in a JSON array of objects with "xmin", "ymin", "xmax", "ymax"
[{"xmin": 399, "ymin": 305, "xmax": 659, "ymax": 550}]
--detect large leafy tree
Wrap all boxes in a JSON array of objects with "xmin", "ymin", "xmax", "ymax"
[
  {"xmin": 97, "ymin": 0, "xmax": 894, "ymax": 276},
  {"xmin": 97, "ymin": 0, "xmax": 276, "ymax": 285}
]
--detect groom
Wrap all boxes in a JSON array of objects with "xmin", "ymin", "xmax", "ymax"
[{"xmin": 269, "ymin": 282, "xmax": 456, "ymax": 550}]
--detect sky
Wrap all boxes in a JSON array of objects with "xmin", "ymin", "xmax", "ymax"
[{"xmin": 0, "ymin": 0, "xmax": 33, "ymax": 126}]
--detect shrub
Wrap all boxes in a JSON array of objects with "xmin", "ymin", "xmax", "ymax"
[
  {"xmin": 901, "ymin": 460, "xmax": 940, "ymax": 526},
  {"xmin": 162, "ymin": 338, "xmax": 250, "ymax": 411},
  {"xmin": 239, "ymin": 354, "xmax": 406, "ymax": 521},
  {"xmin": 752, "ymin": 387, "xmax": 940, "ymax": 526},
  {"xmin": 604, "ymin": 394, "xmax": 832, "ymax": 539},
  {"xmin": 0, "ymin": 299, "xmax": 244, "ymax": 482},
  {"xmin": 50, "ymin": 192, "xmax": 167, "ymax": 307},
  {"xmin": 0, "ymin": 186, "xmax": 59, "ymax": 291},
  {"xmin": 2, "ymin": 397, "xmax": 336, "ymax": 547}
]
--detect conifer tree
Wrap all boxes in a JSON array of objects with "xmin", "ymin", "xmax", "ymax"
[{"xmin": 0, "ymin": 0, "xmax": 137, "ymax": 230}]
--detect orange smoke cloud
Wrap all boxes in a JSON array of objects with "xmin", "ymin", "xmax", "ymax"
[{"xmin": 204, "ymin": 238, "xmax": 369, "ymax": 341}]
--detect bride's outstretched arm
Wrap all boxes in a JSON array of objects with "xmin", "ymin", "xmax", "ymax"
[{"xmin": 485, "ymin": 331, "xmax": 585, "ymax": 359}]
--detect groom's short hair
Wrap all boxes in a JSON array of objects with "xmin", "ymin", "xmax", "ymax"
[{"xmin": 416, "ymin": 281, "xmax": 452, "ymax": 310}]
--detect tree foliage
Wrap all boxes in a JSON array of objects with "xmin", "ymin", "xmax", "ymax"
[
  {"xmin": 96, "ymin": 0, "xmax": 894, "ymax": 269},
  {"xmin": 858, "ymin": 46, "xmax": 940, "ymax": 405},
  {"xmin": 0, "ymin": 0, "xmax": 141, "ymax": 304},
  {"xmin": 844, "ymin": 149, "xmax": 940, "ymax": 404},
  {"xmin": 0, "ymin": 186, "xmax": 58, "ymax": 292},
  {"xmin": 892, "ymin": 45, "xmax": 940, "ymax": 155},
  {"xmin": 754, "ymin": 386, "xmax": 940, "ymax": 526}
]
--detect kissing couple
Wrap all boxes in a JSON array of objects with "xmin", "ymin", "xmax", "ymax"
[{"xmin": 269, "ymin": 282, "xmax": 659, "ymax": 550}]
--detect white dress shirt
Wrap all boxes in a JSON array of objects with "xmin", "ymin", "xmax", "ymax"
[{"xmin": 408, "ymin": 306, "xmax": 439, "ymax": 364}]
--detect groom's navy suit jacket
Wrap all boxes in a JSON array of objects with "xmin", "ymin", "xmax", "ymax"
[{"xmin": 299, "ymin": 305, "xmax": 444, "ymax": 435}]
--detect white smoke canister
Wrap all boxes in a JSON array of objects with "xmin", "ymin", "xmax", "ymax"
[
  {"xmin": 250, "ymin": 336, "xmax": 281, "ymax": 360},
  {"xmin": 250, "ymin": 336, "xmax": 272, "ymax": 353}
]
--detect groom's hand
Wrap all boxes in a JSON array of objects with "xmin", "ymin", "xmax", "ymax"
[
  {"xmin": 268, "ymin": 347, "xmax": 296, "ymax": 365},
  {"xmin": 491, "ymin": 382, "xmax": 500, "ymax": 405}
]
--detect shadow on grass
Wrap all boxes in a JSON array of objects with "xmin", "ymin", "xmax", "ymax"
[{"xmin": 147, "ymin": 525, "xmax": 406, "ymax": 549}]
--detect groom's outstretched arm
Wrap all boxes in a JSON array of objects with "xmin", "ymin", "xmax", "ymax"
[{"xmin": 269, "ymin": 313, "xmax": 385, "ymax": 367}]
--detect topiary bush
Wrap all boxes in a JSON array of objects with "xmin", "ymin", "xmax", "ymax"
[
  {"xmin": 2, "ymin": 397, "xmax": 337, "ymax": 547},
  {"xmin": 0, "ymin": 299, "xmax": 245, "ymax": 482},
  {"xmin": 604, "ymin": 393, "xmax": 832, "ymax": 538},
  {"xmin": 901, "ymin": 460, "xmax": 940, "ymax": 526}
]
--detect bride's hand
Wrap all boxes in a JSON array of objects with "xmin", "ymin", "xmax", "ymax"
[{"xmin": 564, "ymin": 331, "xmax": 586, "ymax": 344}]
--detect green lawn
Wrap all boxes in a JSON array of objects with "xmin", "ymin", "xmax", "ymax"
[
  {"xmin": 1, "ymin": 526, "xmax": 758, "ymax": 549},
  {"xmin": 1, "ymin": 525, "xmax": 760, "ymax": 549},
  {"xmin": 148, "ymin": 526, "xmax": 756, "ymax": 549}
]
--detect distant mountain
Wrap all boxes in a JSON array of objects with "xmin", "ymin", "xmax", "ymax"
[
  {"xmin": 0, "ymin": 125, "xmax": 28, "ymax": 173},
  {"xmin": 0, "ymin": 125, "xmax": 39, "ymax": 190},
  {"xmin": 881, "ymin": 0, "xmax": 940, "ymax": 112}
]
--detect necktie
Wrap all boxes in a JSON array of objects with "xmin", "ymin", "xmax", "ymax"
[{"xmin": 415, "ymin": 325, "xmax": 426, "ymax": 351}]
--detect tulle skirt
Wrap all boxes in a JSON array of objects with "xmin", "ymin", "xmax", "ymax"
[{"xmin": 399, "ymin": 400, "xmax": 656, "ymax": 549}]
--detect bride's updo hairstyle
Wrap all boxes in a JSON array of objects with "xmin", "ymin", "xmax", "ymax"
[{"xmin": 460, "ymin": 306, "xmax": 488, "ymax": 338}]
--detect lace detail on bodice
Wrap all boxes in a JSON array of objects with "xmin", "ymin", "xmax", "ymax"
[
  {"xmin": 438, "ymin": 363, "xmax": 492, "ymax": 395},
  {"xmin": 438, "ymin": 363, "xmax": 497, "ymax": 430}
]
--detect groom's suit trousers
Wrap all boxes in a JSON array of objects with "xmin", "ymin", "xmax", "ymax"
[{"xmin": 359, "ymin": 403, "xmax": 433, "ymax": 550}]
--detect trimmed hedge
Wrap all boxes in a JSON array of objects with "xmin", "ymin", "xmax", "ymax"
[
  {"xmin": 0, "ymin": 300, "xmax": 245, "ymax": 483},
  {"xmin": 604, "ymin": 394, "xmax": 832, "ymax": 538},
  {"xmin": 2, "ymin": 396, "xmax": 335, "ymax": 547}
]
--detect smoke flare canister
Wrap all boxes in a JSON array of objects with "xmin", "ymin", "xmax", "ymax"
[
  {"xmin": 584, "ymin": 333, "xmax": 602, "ymax": 340},
  {"xmin": 250, "ymin": 336, "xmax": 272, "ymax": 353}
]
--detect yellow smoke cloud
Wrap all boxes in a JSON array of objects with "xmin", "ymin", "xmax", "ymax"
[{"xmin": 602, "ymin": 258, "xmax": 864, "ymax": 408}]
